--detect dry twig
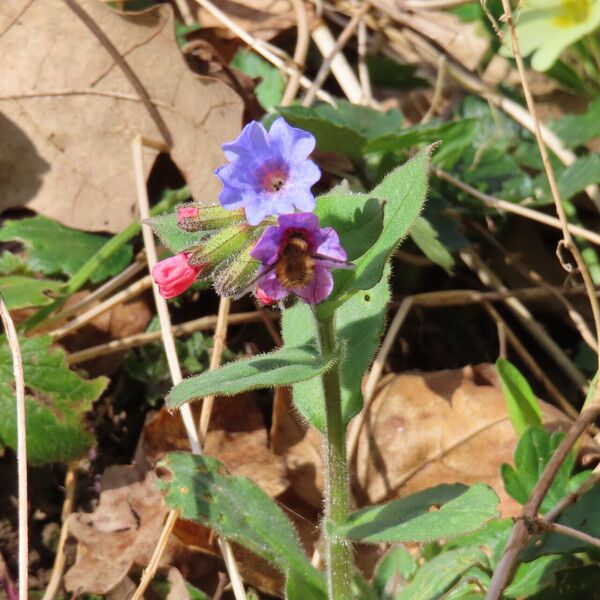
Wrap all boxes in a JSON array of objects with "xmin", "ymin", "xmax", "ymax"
[
  {"xmin": 41, "ymin": 464, "xmax": 77, "ymax": 600},
  {"xmin": 485, "ymin": 405, "xmax": 600, "ymax": 599},
  {"xmin": 281, "ymin": 0, "xmax": 311, "ymax": 105},
  {"xmin": 497, "ymin": 0, "xmax": 600, "ymax": 369},
  {"xmin": 130, "ymin": 137, "xmax": 245, "ymax": 600},
  {"xmin": 0, "ymin": 295, "xmax": 27, "ymax": 600},
  {"xmin": 304, "ymin": 5, "xmax": 370, "ymax": 106}
]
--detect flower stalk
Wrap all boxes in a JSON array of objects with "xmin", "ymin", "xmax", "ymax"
[{"xmin": 318, "ymin": 314, "xmax": 353, "ymax": 600}]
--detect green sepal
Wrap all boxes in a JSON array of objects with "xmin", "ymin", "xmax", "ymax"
[
  {"xmin": 177, "ymin": 204, "xmax": 246, "ymax": 232},
  {"xmin": 188, "ymin": 224, "xmax": 263, "ymax": 273}
]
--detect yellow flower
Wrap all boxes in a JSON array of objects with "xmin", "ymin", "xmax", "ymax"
[{"xmin": 515, "ymin": 0, "xmax": 600, "ymax": 70}]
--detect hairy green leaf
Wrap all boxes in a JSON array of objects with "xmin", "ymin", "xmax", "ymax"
[
  {"xmin": 337, "ymin": 484, "xmax": 499, "ymax": 542},
  {"xmin": 160, "ymin": 452, "xmax": 326, "ymax": 596},
  {"xmin": 0, "ymin": 216, "xmax": 132, "ymax": 284},
  {"xmin": 551, "ymin": 97, "xmax": 600, "ymax": 148},
  {"xmin": 282, "ymin": 266, "xmax": 390, "ymax": 430},
  {"xmin": 167, "ymin": 344, "xmax": 339, "ymax": 410},
  {"xmin": 0, "ymin": 335, "xmax": 107, "ymax": 463}
]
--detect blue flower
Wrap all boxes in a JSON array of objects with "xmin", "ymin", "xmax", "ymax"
[{"xmin": 215, "ymin": 118, "xmax": 321, "ymax": 226}]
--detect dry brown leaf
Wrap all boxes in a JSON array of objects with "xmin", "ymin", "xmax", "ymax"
[
  {"xmin": 272, "ymin": 365, "xmax": 572, "ymax": 518},
  {"xmin": 0, "ymin": 0, "xmax": 242, "ymax": 232},
  {"xmin": 142, "ymin": 394, "xmax": 288, "ymax": 497},
  {"xmin": 64, "ymin": 465, "xmax": 192, "ymax": 595}
]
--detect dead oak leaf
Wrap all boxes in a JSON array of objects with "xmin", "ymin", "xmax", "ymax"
[
  {"xmin": 272, "ymin": 365, "xmax": 572, "ymax": 518},
  {"xmin": 64, "ymin": 467, "xmax": 191, "ymax": 595},
  {"xmin": 0, "ymin": 0, "xmax": 242, "ymax": 232}
]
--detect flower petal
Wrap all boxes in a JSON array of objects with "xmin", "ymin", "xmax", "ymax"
[{"xmin": 295, "ymin": 266, "xmax": 333, "ymax": 304}]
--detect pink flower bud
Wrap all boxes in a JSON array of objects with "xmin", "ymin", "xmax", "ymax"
[
  {"xmin": 177, "ymin": 206, "xmax": 199, "ymax": 222},
  {"xmin": 256, "ymin": 287, "xmax": 276, "ymax": 306},
  {"xmin": 152, "ymin": 253, "xmax": 203, "ymax": 299}
]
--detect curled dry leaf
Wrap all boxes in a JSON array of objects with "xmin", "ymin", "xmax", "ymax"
[
  {"xmin": 272, "ymin": 365, "xmax": 572, "ymax": 518},
  {"xmin": 0, "ymin": 0, "xmax": 242, "ymax": 232},
  {"xmin": 142, "ymin": 393, "xmax": 288, "ymax": 497},
  {"xmin": 64, "ymin": 465, "xmax": 193, "ymax": 595}
]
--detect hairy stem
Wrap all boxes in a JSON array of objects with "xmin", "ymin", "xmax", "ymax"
[{"xmin": 318, "ymin": 315, "xmax": 353, "ymax": 600}]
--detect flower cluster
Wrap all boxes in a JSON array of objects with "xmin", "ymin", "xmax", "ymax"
[{"xmin": 151, "ymin": 118, "xmax": 349, "ymax": 305}]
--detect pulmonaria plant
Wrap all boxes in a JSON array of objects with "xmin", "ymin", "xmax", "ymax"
[
  {"xmin": 151, "ymin": 117, "xmax": 344, "ymax": 306},
  {"xmin": 148, "ymin": 123, "xmax": 468, "ymax": 600}
]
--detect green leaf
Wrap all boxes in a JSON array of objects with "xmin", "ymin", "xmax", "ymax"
[
  {"xmin": 409, "ymin": 217, "xmax": 454, "ymax": 272},
  {"xmin": 551, "ymin": 97, "xmax": 600, "ymax": 148},
  {"xmin": 396, "ymin": 547, "xmax": 487, "ymax": 600},
  {"xmin": 372, "ymin": 546, "xmax": 417, "ymax": 598},
  {"xmin": 366, "ymin": 56, "xmax": 428, "ymax": 90},
  {"xmin": 496, "ymin": 358, "xmax": 542, "ymax": 436},
  {"xmin": 0, "ymin": 276, "xmax": 63, "ymax": 310},
  {"xmin": 443, "ymin": 567, "xmax": 489, "ymax": 600},
  {"xmin": 278, "ymin": 101, "xmax": 403, "ymax": 158},
  {"xmin": 523, "ymin": 481, "xmax": 599, "ymax": 558},
  {"xmin": 504, "ymin": 555, "xmax": 579, "ymax": 598},
  {"xmin": 0, "ymin": 252, "xmax": 30, "ymax": 276},
  {"xmin": 337, "ymin": 484, "xmax": 499, "ymax": 543},
  {"xmin": 160, "ymin": 452, "xmax": 326, "ymax": 597},
  {"xmin": 527, "ymin": 566, "xmax": 600, "ymax": 599},
  {"xmin": 282, "ymin": 266, "xmax": 390, "ymax": 430},
  {"xmin": 443, "ymin": 519, "xmax": 512, "ymax": 568},
  {"xmin": 0, "ymin": 216, "xmax": 132, "ymax": 284},
  {"xmin": 558, "ymin": 154, "xmax": 600, "ymax": 200},
  {"xmin": 166, "ymin": 344, "xmax": 339, "ymax": 410},
  {"xmin": 0, "ymin": 335, "xmax": 107, "ymax": 463},
  {"xmin": 500, "ymin": 427, "xmax": 579, "ymax": 512},
  {"xmin": 315, "ymin": 188, "xmax": 384, "ymax": 261},
  {"xmin": 336, "ymin": 146, "xmax": 431, "ymax": 293},
  {"xmin": 364, "ymin": 119, "xmax": 477, "ymax": 164},
  {"xmin": 231, "ymin": 50, "xmax": 285, "ymax": 111}
]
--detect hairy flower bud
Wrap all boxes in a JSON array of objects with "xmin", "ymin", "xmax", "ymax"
[{"xmin": 151, "ymin": 253, "xmax": 204, "ymax": 299}]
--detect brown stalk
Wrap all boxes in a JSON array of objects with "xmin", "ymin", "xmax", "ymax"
[
  {"xmin": 485, "ymin": 405, "xmax": 600, "ymax": 600},
  {"xmin": 497, "ymin": 0, "xmax": 600, "ymax": 369}
]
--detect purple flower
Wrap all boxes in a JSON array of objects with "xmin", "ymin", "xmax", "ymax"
[
  {"xmin": 250, "ymin": 213, "xmax": 351, "ymax": 304},
  {"xmin": 215, "ymin": 118, "xmax": 321, "ymax": 226}
]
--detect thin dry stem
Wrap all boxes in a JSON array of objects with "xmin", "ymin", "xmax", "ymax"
[
  {"xmin": 460, "ymin": 248, "xmax": 588, "ymax": 391},
  {"xmin": 482, "ymin": 302, "xmax": 577, "ymax": 418},
  {"xmin": 347, "ymin": 297, "xmax": 414, "ymax": 462},
  {"xmin": 281, "ymin": 0, "xmax": 311, "ymax": 105},
  {"xmin": 485, "ymin": 405, "xmax": 600, "ymax": 600},
  {"xmin": 421, "ymin": 54, "xmax": 447, "ymax": 123},
  {"xmin": 49, "ymin": 252, "xmax": 147, "ymax": 325},
  {"xmin": 191, "ymin": 0, "xmax": 336, "ymax": 105},
  {"xmin": 0, "ymin": 295, "xmax": 27, "ymax": 600},
  {"xmin": 131, "ymin": 136, "xmax": 245, "ymax": 600},
  {"xmin": 49, "ymin": 275, "xmax": 153, "ymax": 341},
  {"xmin": 498, "ymin": 0, "xmax": 600, "ymax": 369},
  {"xmin": 536, "ymin": 517, "xmax": 600, "ymax": 550},
  {"xmin": 372, "ymin": 6, "xmax": 600, "ymax": 208},
  {"xmin": 304, "ymin": 6, "xmax": 369, "ymax": 106},
  {"xmin": 67, "ymin": 310, "xmax": 273, "ymax": 364},
  {"xmin": 357, "ymin": 16, "xmax": 373, "ymax": 104},
  {"xmin": 198, "ymin": 297, "xmax": 231, "ymax": 442},
  {"xmin": 41, "ymin": 464, "xmax": 77, "ymax": 600},
  {"xmin": 173, "ymin": 0, "xmax": 194, "ymax": 26},
  {"xmin": 435, "ymin": 169, "xmax": 600, "ymax": 247}
]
